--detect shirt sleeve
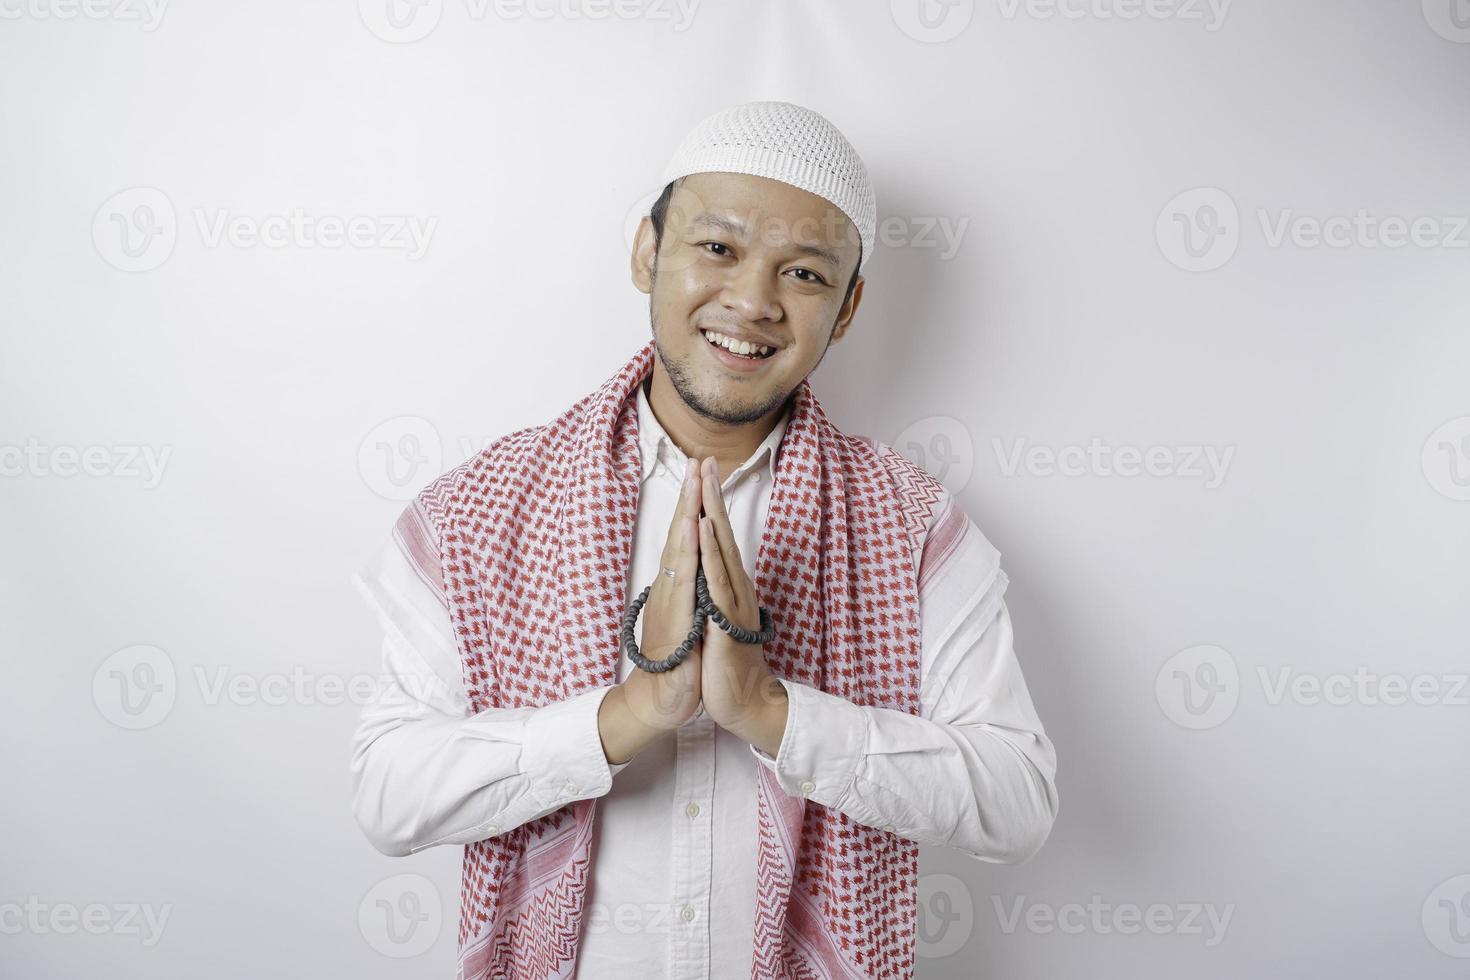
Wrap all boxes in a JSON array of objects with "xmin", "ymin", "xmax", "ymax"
[
  {"xmin": 349, "ymin": 526, "xmax": 631, "ymax": 858},
  {"xmin": 749, "ymin": 495, "xmax": 1059, "ymax": 864}
]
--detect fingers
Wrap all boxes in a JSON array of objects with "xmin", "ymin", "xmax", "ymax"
[
  {"xmin": 674, "ymin": 458, "xmax": 702, "ymax": 586},
  {"xmin": 700, "ymin": 457, "xmax": 743, "ymax": 572},
  {"xmin": 697, "ymin": 515, "xmax": 730, "ymax": 597},
  {"xmin": 656, "ymin": 457, "xmax": 703, "ymax": 593},
  {"xmin": 640, "ymin": 463, "xmax": 702, "ymax": 669},
  {"xmin": 700, "ymin": 457, "xmax": 754, "ymax": 609}
]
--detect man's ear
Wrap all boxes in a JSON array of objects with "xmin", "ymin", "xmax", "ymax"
[
  {"xmin": 631, "ymin": 217, "xmax": 656, "ymax": 294},
  {"xmin": 830, "ymin": 274, "xmax": 864, "ymax": 345}
]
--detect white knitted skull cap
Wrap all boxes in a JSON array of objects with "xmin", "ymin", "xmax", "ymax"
[{"xmin": 657, "ymin": 100, "xmax": 876, "ymax": 273}]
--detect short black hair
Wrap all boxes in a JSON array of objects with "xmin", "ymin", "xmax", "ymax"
[{"xmin": 647, "ymin": 177, "xmax": 862, "ymax": 307}]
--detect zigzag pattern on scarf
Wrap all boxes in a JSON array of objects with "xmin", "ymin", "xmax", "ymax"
[
  {"xmin": 484, "ymin": 837, "xmax": 590, "ymax": 979},
  {"xmin": 873, "ymin": 441, "xmax": 947, "ymax": 579}
]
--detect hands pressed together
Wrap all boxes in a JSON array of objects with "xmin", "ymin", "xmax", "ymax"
[{"xmin": 604, "ymin": 455, "xmax": 790, "ymax": 764}]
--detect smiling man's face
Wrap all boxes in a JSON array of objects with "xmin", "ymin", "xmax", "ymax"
[{"xmin": 631, "ymin": 171, "xmax": 864, "ymax": 426}]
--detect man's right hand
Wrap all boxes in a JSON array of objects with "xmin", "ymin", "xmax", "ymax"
[{"xmin": 597, "ymin": 457, "xmax": 705, "ymax": 765}]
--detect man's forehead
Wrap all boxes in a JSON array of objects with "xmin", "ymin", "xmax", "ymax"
[{"xmin": 669, "ymin": 172, "xmax": 860, "ymax": 261}]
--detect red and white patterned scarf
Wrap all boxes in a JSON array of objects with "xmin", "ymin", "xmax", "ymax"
[{"xmin": 404, "ymin": 338, "xmax": 949, "ymax": 979}]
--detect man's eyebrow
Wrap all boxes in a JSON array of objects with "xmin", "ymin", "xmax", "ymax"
[
  {"xmin": 691, "ymin": 212, "xmax": 746, "ymax": 237},
  {"xmin": 690, "ymin": 212, "xmax": 842, "ymax": 268},
  {"xmin": 789, "ymin": 241, "xmax": 841, "ymax": 267}
]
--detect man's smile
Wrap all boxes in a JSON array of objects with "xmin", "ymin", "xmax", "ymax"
[{"xmin": 699, "ymin": 328, "xmax": 782, "ymax": 372}]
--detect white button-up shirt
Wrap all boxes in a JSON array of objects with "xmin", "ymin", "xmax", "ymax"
[{"xmin": 350, "ymin": 381, "xmax": 1059, "ymax": 979}]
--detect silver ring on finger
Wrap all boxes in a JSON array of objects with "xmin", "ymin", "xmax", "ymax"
[{"xmin": 662, "ymin": 565, "xmax": 677, "ymax": 579}]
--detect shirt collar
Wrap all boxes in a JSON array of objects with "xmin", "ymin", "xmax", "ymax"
[{"xmin": 635, "ymin": 379, "xmax": 791, "ymax": 490}]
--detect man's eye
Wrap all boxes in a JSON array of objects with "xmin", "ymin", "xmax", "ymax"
[{"xmin": 695, "ymin": 244, "xmax": 826, "ymax": 284}]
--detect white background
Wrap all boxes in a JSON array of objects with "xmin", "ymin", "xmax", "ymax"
[{"xmin": 2, "ymin": 0, "xmax": 1468, "ymax": 977}]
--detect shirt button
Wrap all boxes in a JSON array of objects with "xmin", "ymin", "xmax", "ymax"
[
  {"xmin": 685, "ymin": 802, "xmax": 700, "ymax": 818},
  {"xmin": 680, "ymin": 904, "xmax": 696, "ymax": 922},
  {"xmin": 882, "ymin": 824, "xmax": 895, "ymax": 833},
  {"xmin": 751, "ymin": 473, "xmax": 760, "ymax": 482},
  {"xmin": 564, "ymin": 780, "xmax": 579, "ymax": 795},
  {"xmin": 487, "ymin": 824, "xmax": 501, "ymax": 836},
  {"xmin": 799, "ymin": 780, "xmax": 815, "ymax": 794}
]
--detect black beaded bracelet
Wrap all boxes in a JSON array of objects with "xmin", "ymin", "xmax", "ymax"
[
  {"xmin": 695, "ymin": 571, "xmax": 775, "ymax": 645},
  {"xmin": 621, "ymin": 579, "xmax": 704, "ymax": 673},
  {"xmin": 621, "ymin": 565, "xmax": 776, "ymax": 673}
]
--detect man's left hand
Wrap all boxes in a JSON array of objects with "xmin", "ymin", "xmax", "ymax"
[{"xmin": 695, "ymin": 455, "xmax": 788, "ymax": 755}]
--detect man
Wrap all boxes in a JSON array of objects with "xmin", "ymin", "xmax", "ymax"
[{"xmin": 350, "ymin": 100, "xmax": 1058, "ymax": 980}]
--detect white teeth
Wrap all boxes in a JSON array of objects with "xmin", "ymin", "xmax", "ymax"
[{"xmin": 702, "ymin": 329, "xmax": 772, "ymax": 358}]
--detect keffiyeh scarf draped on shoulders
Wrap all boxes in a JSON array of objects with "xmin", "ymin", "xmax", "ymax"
[{"xmin": 398, "ymin": 338, "xmax": 955, "ymax": 979}]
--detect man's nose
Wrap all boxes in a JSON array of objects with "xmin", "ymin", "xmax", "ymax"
[{"xmin": 719, "ymin": 260, "xmax": 781, "ymax": 323}]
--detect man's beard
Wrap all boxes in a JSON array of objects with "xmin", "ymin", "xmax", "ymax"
[{"xmin": 649, "ymin": 308, "xmax": 816, "ymax": 427}]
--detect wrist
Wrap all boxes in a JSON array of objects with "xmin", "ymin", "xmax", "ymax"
[
  {"xmin": 600, "ymin": 684, "xmax": 662, "ymax": 765},
  {"xmin": 734, "ymin": 673, "xmax": 789, "ymax": 757}
]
